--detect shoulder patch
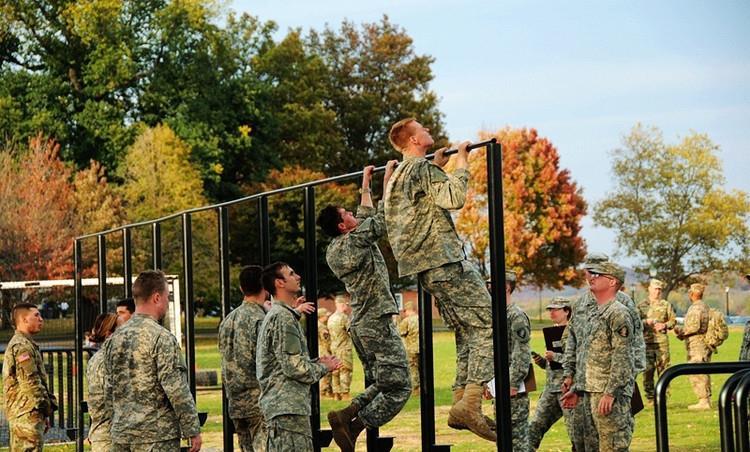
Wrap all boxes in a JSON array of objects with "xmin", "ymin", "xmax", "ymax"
[
  {"xmin": 515, "ymin": 328, "xmax": 529, "ymax": 340},
  {"xmin": 17, "ymin": 352, "xmax": 31, "ymax": 363},
  {"xmin": 618, "ymin": 326, "xmax": 630, "ymax": 337}
]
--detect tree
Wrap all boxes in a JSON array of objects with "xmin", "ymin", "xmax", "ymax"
[
  {"xmin": 453, "ymin": 128, "xmax": 588, "ymax": 289},
  {"xmin": 594, "ymin": 124, "xmax": 750, "ymax": 296}
]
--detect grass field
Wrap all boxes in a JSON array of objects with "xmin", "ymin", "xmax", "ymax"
[{"xmin": 27, "ymin": 324, "xmax": 744, "ymax": 451}]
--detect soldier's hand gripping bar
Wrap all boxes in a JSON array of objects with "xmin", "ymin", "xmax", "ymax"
[{"xmin": 369, "ymin": 137, "xmax": 498, "ymax": 173}]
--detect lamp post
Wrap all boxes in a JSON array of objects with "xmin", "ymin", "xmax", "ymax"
[{"xmin": 725, "ymin": 286, "xmax": 730, "ymax": 316}]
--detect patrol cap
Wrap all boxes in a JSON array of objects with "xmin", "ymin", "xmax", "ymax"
[
  {"xmin": 689, "ymin": 283, "xmax": 705, "ymax": 295},
  {"xmin": 546, "ymin": 296, "xmax": 571, "ymax": 310},
  {"xmin": 403, "ymin": 301, "xmax": 416, "ymax": 311},
  {"xmin": 583, "ymin": 252, "xmax": 610, "ymax": 270},
  {"xmin": 318, "ymin": 307, "xmax": 330, "ymax": 317},
  {"xmin": 649, "ymin": 279, "xmax": 664, "ymax": 289},
  {"xmin": 485, "ymin": 272, "xmax": 517, "ymax": 285},
  {"xmin": 334, "ymin": 294, "xmax": 350, "ymax": 305},
  {"xmin": 588, "ymin": 261, "xmax": 625, "ymax": 282}
]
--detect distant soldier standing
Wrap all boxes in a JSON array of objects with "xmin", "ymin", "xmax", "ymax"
[
  {"xmin": 3, "ymin": 303, "xmax": 57, "ymax": 451},
  {"xmin": 318, "ymin": 307, "xmax": 334, "ymax": 399},
  {"xmin": 256, "ymin": 263, "xmax": 340, "ymax": 451},
  {"xmin": 399, "ymin": 301, "xmax": 420, "ymax": 395},
  {"xmin": 328, "ymin": 294, "xmax": 354, "ymax": 400},
  {"xmin": 638, "ymin": 278, "xmax": 676, "ymax": 402},
  {"xmin": 675, "ymin": 283, "xmax": 712, "ymax": 410},
  {"xmin": 741, "ymin": 274, "xmax": 750, "ymax": 361},
  {"xmin": 103, "ymin": 270, "xmax": 202, "ymax": 451}
]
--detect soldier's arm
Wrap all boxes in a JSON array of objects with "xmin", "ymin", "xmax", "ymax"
[
  {"xmin": 349, "ymin": 201, "xmax": 387, "ymax": 246},
  {"xmin": 398, "ymin": 318, "xmax": 408, "ymax": 337},
  {"xmin": 562, "ymin": 319, "xmax": 578, "ymax": 381},
  {"xmin": 740, "ymin": 323, "xmax": 750, "ymax": 361},
  {"xmin": 236, "ymin": 317, "xmax": 263, "ymax": 389},
  {"xmin": 665, "ymin": 303, "xmax": 677, "ymax": 330},
  {"xmin": 509, "ymin": 315, "xmax": 531, "ymax": 390},
  {"xmin": 420, "ymin": 161, "xmax": 469, "ymax": 210},
  {"xmin": 604, "ymin": 312, "xmax": 634, "ymax": 396},
  {"xmin": 156, "ymin": 334, "xmax": 201, "ymax": 439},
  {"xmin": 681, "ymin": 306, "xmax": 701, "ymax": 336},
  {"xmin": 13, "ymin": 344, "xmax": 54, "ymax": 415},
  {"xmin": 278, "ymin": 322, "xmax": 329, "ymax": 384}
]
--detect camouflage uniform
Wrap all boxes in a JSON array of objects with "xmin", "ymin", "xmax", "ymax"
[
  {"xmin": 328, "ymin": 311, "xmax": 353, "ymax": 396},
  {"xmin": 218, "ymin": 301, "xmax": 268, "ymax": 451},
  {"xmin": 585, "ymin": 299, "xmax": 635, "ymax": 452},
  {"xmin": 676, "ymin": 298, "xmax": 712, "ymax": 401},
  {"xmin": 326, "ymin": 201, "xmax": 410, "ymax": 426},
  {"xmin": 318, "ymin": 311, "xmax": 333, "ymax": 397},
  {"xmin": 529, "ymin": 324, "xmax": 573, "ymax": 450},
  {"xmin": 87, "ymin": 349, "xmax": 112, "ymax": 452},
  {"xmin": 740, "ymin": 320, "xmax": 750, "ymax": 361},
  {"xmin": 507, "ymin": 302, "xmax": 531, "ymax": 451},
  {"xmin": 102, "ymin": 313, "xmax": 200, "ymax": 450},
  {"xmin": 638, "ymin": 298, "xmax": 676, "ymax": 400},
  {"xmin": 3, "ymin": 332, "xmax": 57, "ymax": 452},
  {"xmin": 399, "ymin": 312, "xmax": 420, "ymax": 392},
  {"xmin": 384, "ymin": 156, "xmax": 493, "ymax": 386},
  {"xmin": 256, "ymin": 301, "xmax": 330, "ymax": 451}
]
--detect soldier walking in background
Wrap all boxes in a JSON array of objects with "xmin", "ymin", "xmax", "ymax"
[
  {"xmin": 675, "ymin": 283, "xmax": 713, "ymax": 410},
  {"xmin": 103, "ymin": 270, "xmax": 202, "ymax": 451},
  {"xmin": 257, "ymin": 263, "xmax": 340, "ymax": 451},
  {"xmin": 638, "ymin": 278, "xmax": 676, "ymax": 403},
  {"xmin": 317, "ymin": 307, "xmax": 334, "ymax": 399},
  {"xmin": 3, "ymin": 303, "xmax": 58, "ymax": 451},
  {"xmin": 399, "ymin": 301, "xmax": 421, "ymax": 395},
  {"xmin": 328, "ymin": 294, "xmax": 354, "ymax": 401},
  {"xmin": 741, "ymin": 274, "xmax": 750, "ymax": 361}
]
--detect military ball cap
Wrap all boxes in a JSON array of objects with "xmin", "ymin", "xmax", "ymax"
[{"xmin": 546, "ymin": 296, "xmax": 571, "ymax": 310}]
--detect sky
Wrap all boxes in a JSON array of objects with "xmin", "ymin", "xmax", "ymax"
[{"xmin": 230, "ymin": 0, "xmax": 750, "ymax": 264}]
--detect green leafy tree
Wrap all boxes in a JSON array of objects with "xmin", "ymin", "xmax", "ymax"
[{"xmin": 594, "ymin": 124, "xmax": 750, "ymax": 296}]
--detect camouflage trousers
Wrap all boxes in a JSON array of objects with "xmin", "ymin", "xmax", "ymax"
[
  {"xmin": 112, "ymin": 438, "xmax": 181, "ymax": 451},
  {"xmin": 234, "ymin": 414, "xmax": 267, "ymax": 452},
  {"xmin": 688, "ymin": 344, "xmax": 713, "ymax": 399},
  {"xmin": 643, "ymin": 341, "xmax": 670, "ymax": 400},
  {"xmin": 408, "ymin": 353, "xmax": 420, "ymax": 391},
  {"xmin": 266, "ymin": 414, "xmax": 312, "ymax": 452},
  {"xmin": 331, "ymin": 347, "xmax": 353, "ymax": 394},
  {"xmin": 9, "ymin": 411, "xmax": 45, "ymax": 452},
  {"xmin": 528, "ymin": 390, "xmax": 573, "ymax": 450},
  {"xmin": 569, "ymin": 392, "xmax": 599, "ymax": 452},
  {"xmin": 350, "ymin": 315, "xmax": 411, "ymax": 428},
  {"xmin": 419, "ymin": 260, "xmax": 494, "ymax": 386},
  {"xmin": 510, "ymin": 393, "xmax": 530, "ymax": 452},
  {"xmin": 589, "ymin": 392, "xmax": 633, "ymax": 452}
]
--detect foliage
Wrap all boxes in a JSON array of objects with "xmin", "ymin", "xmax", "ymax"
[
  {"xmin": 452, "ymin": 128, "xmax": 587, "ymax": 289},
  {"xmin": 594, "ymin": 124, "xmax": 750, "ymax": 296}
]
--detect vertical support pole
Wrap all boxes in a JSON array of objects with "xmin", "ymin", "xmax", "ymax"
[
  {"xmin": 259, "ymin": 196, "xmax": 271, "ymax": 265},
  {"xmin": 152, "ymin": 222, "xmax": 162, "ymax": 270},
  {"xmin": 418, "ymin": 285, "xmax": 438, "ymax": 451},
  {"xmin": 97, "ymin": 234, "xmax": 107, "ymax": 313},
  {"xmin": 182, "ymin": 213, "xmax": 197, "ymax": 397},
  {"xmin": 733, "ymin": 372, "xmax": 750, "ymax": 452},
  {"xmin": 218, "ymin": 207, "xmax": 235, "ymax": 451},
  {"xmin": 719, "ymin": 369, "xmax": 750, "ymax": 452},
  {"xmin": 74, "ymin": 239, "xmax": 85, "ymax": 450},
  {"xmin": 123, "ymin": 228, "xmax": 133, "ymax": 297},
  {"xmin": 486, "ymin": 140, "xmax": 513, "ymax": 451}
]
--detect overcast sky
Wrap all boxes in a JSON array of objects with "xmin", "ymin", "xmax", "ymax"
[{"xmin": 231, "ymin": 0, "xmax": 750, "ymax": 264}]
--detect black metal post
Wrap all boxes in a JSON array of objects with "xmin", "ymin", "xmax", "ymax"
[
  {"xmin": 486, "ymin": 141, "xmax": 512, "ymax": 451},
  {"xmin": 152, "ymin": 222, "xmax": 162, "ymax": 270},
  {"xmin": 97, "ymin": 234, "xmax": 107, "ymax": 313},
  {"xmin": 719, "ymin": 369, "xmax": 750, "ymax": 452},
  {"xmin": 123, "ymin": 228, "xmax": 133, "ymax": 297},
  {"xmin": 74, "ymin": 240, "xmax": 85, "ymax": 450},
  {"xmin": 182, "ymin": 213, "xmax": 197, "ymax": 397},
  {"xmin": 733, "ymin": 371, "xmax": 750, "ymax": 452},
  {"xmin": 655, "ymin": 362, "xmax": 750, "ymax": 452},
  {"xmin": 259, "ymin": 196, "xmax": 270, "ymax": 265},
  {"xmin": 218, "ymin": 206, "xmax": 235, "ymax": 451}
]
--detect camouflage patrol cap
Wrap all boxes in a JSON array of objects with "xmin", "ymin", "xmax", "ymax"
[
  {"xmin": 583, "ymin": 252, "xmax": 610, "ymax": 270},
  {"xmin": 588, "ymin": 261, "xmax": 625, "ymax": 282},
  {"xmin": 505, "ymin": 271, "xmax": 517, "ymax": 283},
  {"xmin": 649, "ymin": 279, "xmax": 664, "ymax": 289},
  {"xmin": 689, "ymin": 283, "xmax": 705, "ymax": 295},
  {"xmin": 546, "ymin": 296, "xmax": 571, "ymax": 310},
  {"xmin": 318, "ymin": 307, "xmax": 330, "ymax": 317}
]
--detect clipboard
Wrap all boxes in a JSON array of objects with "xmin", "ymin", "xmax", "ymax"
[{"xmin": 542, "ymin": 325, "xmax": 566, "ymax": 370}]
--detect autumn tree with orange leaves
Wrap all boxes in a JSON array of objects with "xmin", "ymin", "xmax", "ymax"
[{"xmin": 453, "ymin": 128, "xmax": 587, "ymax": 289}]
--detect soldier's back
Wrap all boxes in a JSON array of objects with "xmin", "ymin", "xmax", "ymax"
[{"xmin": 328, "ymin": 312, "xmax": 351, "ymax": 351}]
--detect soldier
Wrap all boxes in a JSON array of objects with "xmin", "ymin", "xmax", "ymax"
[
  {"xmin": 528, "ymin": 297, "xmax": 574, "ymax": 451},
  {"xmin": 87, "ymin": 313, "xmax": 119, "ymax": 452},
  {"xmin": 504, "ymin": 271, "xmax": 532, "ymax": 451},
  {"xmin": 103, "ymin": 270, "xmax": 202, "ymax": 451},
  {"xmin": 218, "ymin": 265, "xmax": 270, "ymax": 451},
  {"xmin": 675, "ymin": 283, "xmax": 713, "ymax": 410},
  {"xmin": 317, "ymin": 162, "xmax": 411, "ymax": 452},
  {"xmin": 741, "ymin": 274, "xmax": 750, "ymax": 361},
  {"xmin": 3, "ymin": 303, "xmax": 57, "ymax": 451},
  {"xmin": 116, "ymin": 297, "xmax": 135, "ymax": 324},
  {"xmin": 399, "ymin": 301, "xmax": 420, "ymax": 395},
  {"xmin": 384, "ymin": 118, "xmax": 495, "ymax": 441},
  {"xmin": 318, "ymin": 306, "xmax": 334, "ymax": 399},
  {"xmin": 257, "ymin": 262, "xmax": 340, "ymax": 451},
  {"xmin": 328, "ymin": 294, "xmax": 354, "ymax": 401},
  {"xmin": 638, "ymin": 279, "xmax": 677, "ymax": 403}
]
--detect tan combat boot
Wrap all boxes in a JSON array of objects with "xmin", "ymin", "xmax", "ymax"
[
  {"xmin": 687, "ymin": 398, "xmax": 712, "ymax": 410},
  {"xmin": 448, "ymin": 383, "xmax": 497, "ymax": 442},
  {"xmin": 447, "ymin": 388, "xmax": 466, "ymax": 430}
]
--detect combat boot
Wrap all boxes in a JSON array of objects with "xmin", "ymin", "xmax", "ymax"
[
  {"xmin": 448, "ymin": 387, "xmax": 496, "ymax": 431},
  {"xmin": 448, "ymin": 383, "xmax": 497, "ymax": 442},
  {"xmin": 688, "ymin": 398, "xmax": 711, "ymax": 410},
  {"xmin": 328, "ymin": 403, "xmax": 364, "ymax": 452}
]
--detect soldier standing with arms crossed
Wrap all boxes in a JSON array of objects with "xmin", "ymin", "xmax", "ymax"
[
  {"xmin": 384, "ymin": 118, "xmax": 495, "ymax": 441},
  {"xmin": 328, "ymin": 294, "xmax": 354, "ymax": 401},
  {"xmin": 638, "ymin": 278, "xmax": 676, "ymax": 403},
  {"xmin": 103, "ymin": 270, "xmax": 202, "ymax": 451},
  {"xmin": 3, "ymin": 303, "xmax": 57, "ymax": 451},
  {"xmin": 674, "ymin": 283, "xmax": 713, "ymax": 410}
]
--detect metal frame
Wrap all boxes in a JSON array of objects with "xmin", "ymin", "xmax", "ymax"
[
  {"xmin": 72, "ymin": 138, "xmax": 516, "ymax": 451},
  {"xmin": 719, "ymin": 368, "xmax": 750, "ymax": 452}
]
